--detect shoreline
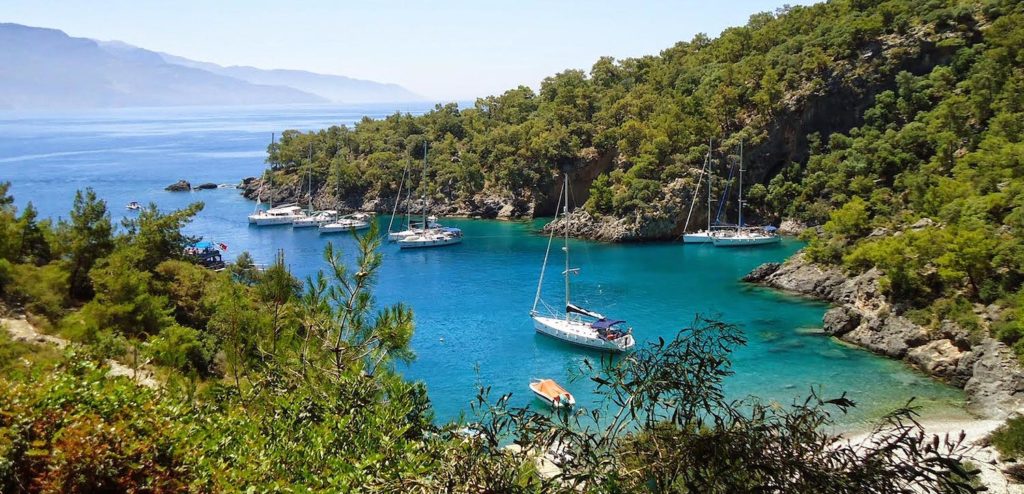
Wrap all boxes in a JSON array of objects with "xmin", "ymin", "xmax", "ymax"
[
  {"xmin": 748, "ymin": 251, "xmax": 1024, "ymax": 491},
  {"xmin": 843, "ymin": 416, "xmax": 1021, "ymax": 493}
]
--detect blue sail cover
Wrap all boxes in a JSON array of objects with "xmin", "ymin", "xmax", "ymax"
[{"xmin": 591, "ymin": 319, "xmax": 626, "ymax": 330}]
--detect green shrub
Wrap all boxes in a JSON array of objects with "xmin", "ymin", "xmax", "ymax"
[
  {"xmin": 146, "ymin": 324, "xmax": 217, "ymax": 376},
  {"xmin": 3, "ymin": 263, "xmax": 69, "ymax": 321},
  {"xmin": 990, "ymin": 417, "xmax": 1024, "ymax": 459}
]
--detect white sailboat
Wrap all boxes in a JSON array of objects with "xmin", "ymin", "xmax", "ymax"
[
  {"xmin": 531, "ymin": 173, "xmax": 635, "ymax": 352},
  {"xmin": 249, "ymin": 204, "xmax": 307, "ymax": 226},
  {"xmin": 293, "ymin": 146, "xmax": 323, "ymax": 228},
  {"xmin": 682, "ymin": 139, "xmax": 715, "ymax": 244},
  {"xmin": 248, "ymin": 133, "xmax": 308, "ymax": 226},
  {"xmin": 396, "ymin": 142, "xmax": 463, "ymax": 249},
  {"xmin": 293, "ymin": 210, "xmax": 338, "ymax": 228},
  {"xmin": 319, "ymin": 213, "xmax": 372, "ymax": 234},
  {"xmin": 712, "ymin": 140, "xmax": 780, "ymax": 247}
]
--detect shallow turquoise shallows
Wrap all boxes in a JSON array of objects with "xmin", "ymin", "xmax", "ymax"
[{"xmin": 0, "ymin": 105, "xmax": 966, "ymax": 426}]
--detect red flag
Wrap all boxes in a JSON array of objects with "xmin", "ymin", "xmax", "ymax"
[{"xmin": 218, "ymin": 243, "xmax": 228, "ymax": 251}]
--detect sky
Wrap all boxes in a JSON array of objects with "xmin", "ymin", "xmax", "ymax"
[{"xmin": 4, "ymin": 0, "xmax": 820, "ymax": 101}]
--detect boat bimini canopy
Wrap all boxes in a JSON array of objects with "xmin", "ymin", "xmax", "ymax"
[
  {"xmin": 591, "ymin": 319, "xmax": 627, "ymax": 330},
  {"xmin": 566, "ymin": 303, "xmax": 604, "ymax": 320}
]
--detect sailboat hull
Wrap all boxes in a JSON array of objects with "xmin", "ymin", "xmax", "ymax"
[
  {"xmin": 398, "ymin": 233, "xmax": 462, "ymax": 249},
  {"xmin": 682, "ymin": 231, "xmax": 714, "ymax": 243},
  {"xmin": 712, "ymin": 233, "xmax": 781, "ymax": 247},
  {"xmin": 248, "ymin": 215, "xmax": 302, "ymax": 226},
  {"xmin": 532, "ymin": 315, "xmax": 634, "ymax": 352}
]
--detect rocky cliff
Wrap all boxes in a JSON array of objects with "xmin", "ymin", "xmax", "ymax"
[{"xmin": 745, "ymin": 253, "xmax": 1024, "ymax": 419}]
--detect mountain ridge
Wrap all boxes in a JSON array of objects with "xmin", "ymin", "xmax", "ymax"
[
  {"xmin": 157, "ymin": 53, "xmax": 424, "ymax": 103},
  {"xmin": 0, "ymin": 23, "xmax": 423, "ymax": 109}
]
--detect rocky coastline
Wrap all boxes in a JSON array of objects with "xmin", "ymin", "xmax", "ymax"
[
  {"xmin": 745, "ymin": 253, "xmax": 1024, "ymax": 419},
  {"xmin": 238, "ymin": 176, "xmax": 536, "ymax": 220}
]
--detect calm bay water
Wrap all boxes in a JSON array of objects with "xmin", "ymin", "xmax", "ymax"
[{"xmin": 0, "ymin": 104, "xmax": 967, "ymax": 426}]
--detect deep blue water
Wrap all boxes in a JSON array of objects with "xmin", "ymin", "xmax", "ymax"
[{"xmin": 0, "ymin": 104, "xmax": 967, "ymax": 426}]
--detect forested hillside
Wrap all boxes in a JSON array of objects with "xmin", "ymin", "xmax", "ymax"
[
  {"xmin": 253, "ymin": 0, "xmax": 1023, "ymax": 356},
  {"xmin": 252, "ymin": 0, "xmax": 1016, "ymax": 232}
]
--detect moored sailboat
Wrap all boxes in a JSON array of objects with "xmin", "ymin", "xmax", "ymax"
[
  {"xmin": 396, "ymin": 142, "xmax": 463, "ymax": 249},
  {"xmin": 530, "ymin": 172, "xmax": 634, "ymax": 352},
  {"xmin": 248, "ymin": 204, "xmax": 307, "ymax": 226},
  {"xmin": 711, "ymin": 140, "xmax": 780, "ymax": 247},
  {"xmin": 319, "ymin": 213, "xmax": 372, "ymax": 234}
]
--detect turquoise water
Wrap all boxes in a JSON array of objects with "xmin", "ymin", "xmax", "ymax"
[{"xmin": 0, "ymin": 105, "xmax": 966, "ymax": 426}]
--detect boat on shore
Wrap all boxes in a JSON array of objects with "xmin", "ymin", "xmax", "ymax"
[
  {"xmin": 319, "ymin": 213, "xmax": 372, "ymax": 233},
  {"xmin": 531, "ymin": 172, "xmax": 634, "ymax": 352},
  {"xmin": 529, "ymin": 379, "xmax": 575, "ymax": 409},
  {"xmin": 248, "ymin": 204, "xmax": 306, "ymax": 226}
]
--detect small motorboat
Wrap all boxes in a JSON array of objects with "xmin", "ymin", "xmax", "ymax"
[
  {"xmin": 530, "ymin": 379, "xmax": 575, "ymax": 409},
  {"xmin": 126, "ymin": 201, "xmax": 142, "ymax": 211}
]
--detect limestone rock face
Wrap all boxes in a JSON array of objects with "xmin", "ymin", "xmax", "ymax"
[
  {"xmin": 742, "ymin": 262, "xmax": 781, "ymax": 282},
  {"xmin": 842, "ymin": 315, "xmax": 929, "ymax": 358},
  {"xmin": 823, "ymin": 306, "xmax": 860, "ymax": 336},
  {"xmin": 777, "ymin": 218, "xmax": 808, "ymax": 235},
  {"xmin": 906, "ymin": 339, "xmax": 963, "ymax": 378},
  {"xmin": 165, "ymin": 179, "xmax": 191, "ymax": 192},
  {"xmin": 745, "ymin": 252, "xmax": 1021, "ymax": 420},
  {"xmin": 963, "ymin": 338, "xmax": 1024, "ymax": 417}
]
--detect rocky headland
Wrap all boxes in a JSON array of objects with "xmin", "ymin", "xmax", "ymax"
[{"xmin": 745, "ymin": 253, "xmax": 1024, "ymax": 419}]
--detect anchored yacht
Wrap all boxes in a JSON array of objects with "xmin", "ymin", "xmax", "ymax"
[{"xmin": 530, "ymin": 172, "xmax": 634, "ymax": 352}]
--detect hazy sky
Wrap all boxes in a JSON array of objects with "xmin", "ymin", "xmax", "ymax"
[{"xmin": 5, "ymin": 1, "xmax": 819, "ymax": 101}]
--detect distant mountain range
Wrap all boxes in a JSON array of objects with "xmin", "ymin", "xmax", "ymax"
[{"xmin": 0, "ymin": 23, "xmax": 424, "ymax": 110}]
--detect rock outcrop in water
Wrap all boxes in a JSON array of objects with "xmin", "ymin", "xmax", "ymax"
[
  {"xmin": 745, "ymin": 253, "xmax": 1024, "ymax": 419},
  {"xmin": 165, "ymin": 180, "xmax": 191, "ymax": 192}
]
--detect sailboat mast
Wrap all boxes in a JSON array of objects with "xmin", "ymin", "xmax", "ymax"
[
  {"xmin": 531, "ymin": 171, "xmax": 563, "ymax": 315},
  {"xmin": 563, "ymin": 173, "xmax": 571, "ymax": 320},
  {"xmin": 307, "ymin": 144, "xmax": 313, "ymax": 213},
  {"xmin": 738, "ymin": 140, "xmax": 744, "ymax": 232},
  {"xmin": 268, "ymin": 132, "xmax": 276, "ymax": 208},
  {"xmin": 708, "ymin": 138, "xmax": 713, "ymax": 233},
  {"xmin": 422, "ymin": 141, "xmax": 428, "ymax": 229},
  {"xmin": 387, "ymin": 163, "xmax": 408, "ymax": 235}
]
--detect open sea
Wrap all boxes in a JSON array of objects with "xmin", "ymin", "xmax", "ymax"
[{"xmin": 0, "ymin": 104, "xmax": 968, "ymax": 427}]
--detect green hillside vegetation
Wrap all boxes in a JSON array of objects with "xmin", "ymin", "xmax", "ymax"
[
  {"xmin": 797, "ymin": 3, "xmax": 1024, "ymax": 354},
  {"xmin": 264, "ymin": 0, "xmax": 1022, "ymax": 353},
  {"xmin": 0, "ymin": 185, "xmax": 982, "ymax": 492}
]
